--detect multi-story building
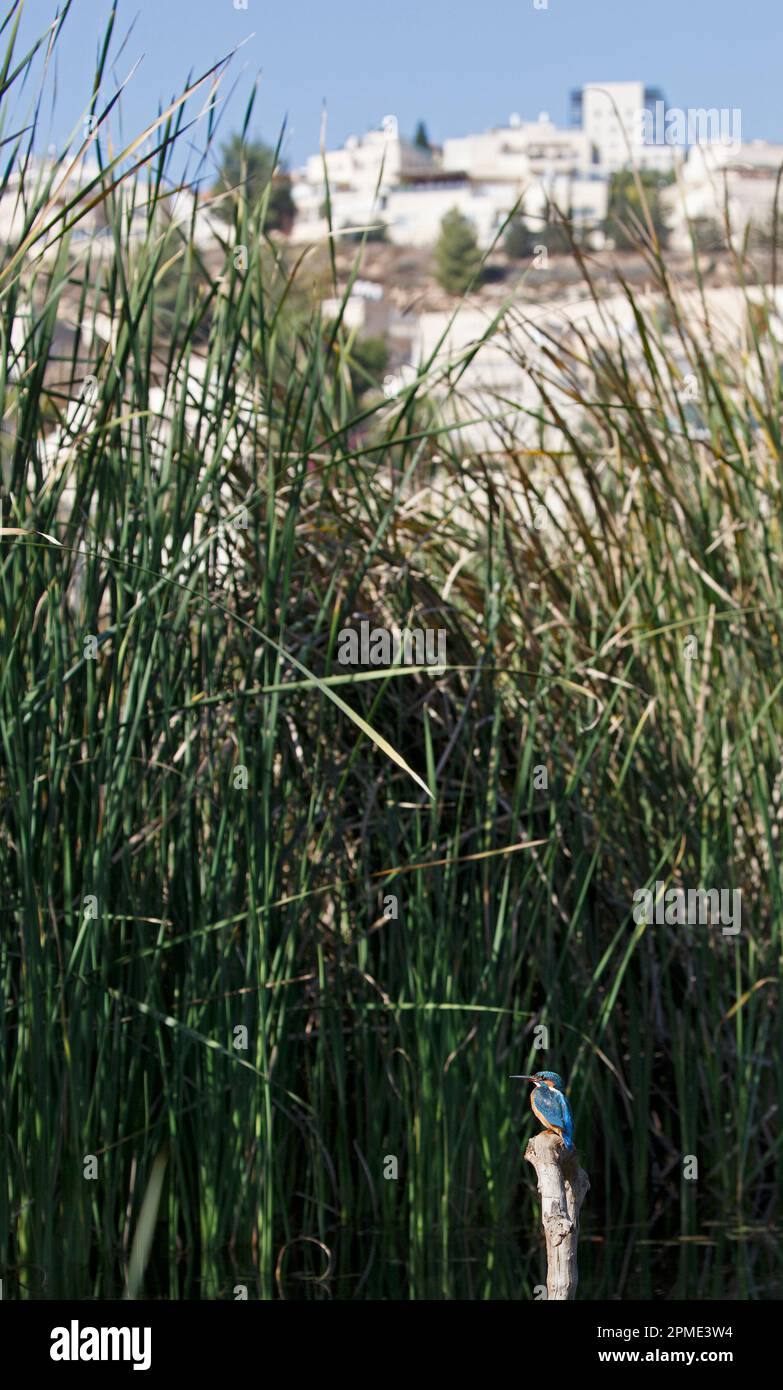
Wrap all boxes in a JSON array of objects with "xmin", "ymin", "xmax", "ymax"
[
  {"xmin": 441, "ymin": 113, "xmax": 607, "ymax": 237},
  {"xmin": 442, "ymin": 112, "xmax": 594, "ymax": 182},
  {"xmin": 570, "ymin": 82, "xmax": 679, "ymax": 173}
]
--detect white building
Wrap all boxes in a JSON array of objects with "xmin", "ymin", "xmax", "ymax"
[
  {"xmin": 321, "ymin": 279, "xmax": 391, "ymax": 336},
  {"xmin": 0, "ymin": 158, "xmax": 220, "ymax": 258},
  {"xmin": 442, "ymin": 113, "xmax": 594, "ymax": 182},
  {"xmin": 385, "ymin": 174, "xmax": 519, "ymax": 248},
  {"xmin": 410, "ymin": 281, "xmax": 777, "ymax": 452},
  {"xmin": 666, "ymin": 140, "xmax": 783, "ymax": 246},
  {"xmin": 570, "ymin": 82, "xmax": 680, "ymax": 173},
  {"xmin": 292, "ymin": 111, "xmax": 609, "ymax": 249},
  {"xmin": 291, "ymin": 119, "xmax": 436, "ymax": 241},
  {"xmin": 441, "ymin": 113, "xmax": 607, "ymax": 235}
]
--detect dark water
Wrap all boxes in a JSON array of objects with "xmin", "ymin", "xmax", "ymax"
[
  {"xmin": 14, "ymin": 1219, "xmax": 783, "ymax": 1300},
  {"xmin": 259, "ymin": 1220, "xmax": 783, "ymax": 1300}
]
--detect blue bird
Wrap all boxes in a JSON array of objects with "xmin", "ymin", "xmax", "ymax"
[{"xmin": 510, "ymin": 1070, "xmax": 574, "ymax": 1150}]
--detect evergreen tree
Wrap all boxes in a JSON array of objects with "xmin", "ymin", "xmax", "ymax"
[
  {"xmin": 504, "ymin": 212, "xmax": 537, "ymax": 259},
  {"xmin": 748, "ymin": 207, "xmax": 783, "ymax": 252},
  {"xmin": 605, "ymin": 171, "xmax": 670, "ymax": 250},
  {"xmin": 348, "ymin": 336, "xmax": 389, "ymax": 397},
  {"xmin": 414, "ymin": 120, "xmax": 430, "ymax": 151},
  {"xmin": 435, "ymin": 208, "xmax": 483, "ymax": 294},
  {"xmin": 214, "ymin": 134, "xmax": 296, "ymax": 231}
]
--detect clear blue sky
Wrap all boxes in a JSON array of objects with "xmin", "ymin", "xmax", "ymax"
[{"xmin": 12, "ymin": 0, "xmax": 783, "ymax": 179}]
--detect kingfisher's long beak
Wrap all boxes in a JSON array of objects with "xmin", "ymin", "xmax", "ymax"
[{"xmin": 509, "ymin": 1075, "xmax": 536, "ymax": 1083}]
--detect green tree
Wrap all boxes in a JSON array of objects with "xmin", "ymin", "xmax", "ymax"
[
  {"xmin": 414, "ymin": 120, "xmax": 430, "ymax": 151},
  {"xmin": 435, "ymin": 208, "xmax": 483, "ymax": 294},
  {"xmin": 348, "ymin": 335, "xmax": 390, "ymax": 397},
  {"xmin": 689, "ymin": 216, "xmax": 728, "ymax": 253},
  {"xmin": 150, "ymin": 247, "xmax": 211, "ymax": 346},
  {"xmin": 214, "ymin": 134, "xmax": 295, "ymax": 231},
  {"xmin": 748, "ymin": 208, "xmax": 783, "ymax": 252},
  {"xmin": 533, "ymin": 216, "xmax": 575, "ymax": 255},
  {"xmin": 605, "ymin": 171, "xmax": 670, "ymax": 250},
  {"xmin": 504, "ymin": 212, "xmax": 537, "ymax": 259}
]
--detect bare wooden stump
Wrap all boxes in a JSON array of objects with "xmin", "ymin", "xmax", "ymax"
[{"xmin": 524, "ymin": 1131, "xmax": 590, "ymax": 1300}]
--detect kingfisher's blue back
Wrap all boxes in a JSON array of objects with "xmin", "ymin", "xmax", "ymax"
[{"xmin": 530, "ymin": 1080, "xmax": 574, "ymax": 1150}]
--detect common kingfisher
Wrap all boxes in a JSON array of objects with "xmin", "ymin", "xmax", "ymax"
[{"xmin": 510, "ymin": 1070, "xmax": 574, "ymax": 1150}]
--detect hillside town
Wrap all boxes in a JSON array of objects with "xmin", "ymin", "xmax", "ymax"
[
  {"xmin": 2, "ymin": 80, "xmax": 781, "ymax": 262},
  {"xmin": 2, "ymin": 79, "xmax": 782, "ymax": 458},
  {"xmin": 289, "ymin": 81, "xmax": 779, "ymax": 252}
]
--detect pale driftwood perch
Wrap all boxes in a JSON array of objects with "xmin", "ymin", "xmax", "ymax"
[{"xmin": 524, "ymin": 1131, "xmax": 590, "ymax": 1300}]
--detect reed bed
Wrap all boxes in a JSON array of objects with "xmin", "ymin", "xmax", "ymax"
[{"xmin": 0, "ymin": 5, "xmax": 781, "ymax": 1298}]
